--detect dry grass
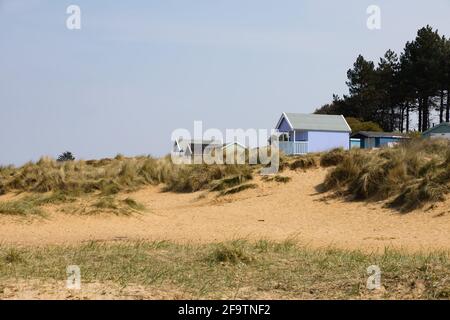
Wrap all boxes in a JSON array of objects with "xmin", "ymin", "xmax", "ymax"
[
  {"xmin": 261, "ymin": 175, "xmax": 292, "ymax": 183},
  {"xmin": 0, "ymin": 240, "xmax": 449, "ymax": 299},
  {"xmin": 164, "ymin": 164, "xmax": 253, "ymax": 193},
  {"xmin": 122, "ymin": 198, "xmax": 146, "ymax": 211},
  {"xmin": 1, "ymin": 139, "xmax": 449, "ymax": 215},
  {"xmin": 287, "ymin": 155, "xmax": 318, "ymax": 170},
  {"xmin": 218, "ymin": 183, "xmax": 258, "ymax": 196},
  {"xmin": 0, "ymin": 156, "xmax": 254, "ymax": 215},
  {"xmin": 0, "ymin": 156, "xmax": 254, "ymax": 196},
  {"xmin": 320, "ymin": 148, "xmax": 346, "ymax": 167},
  {"xmin": 323, "ymin": 139, "xmax": 450, "ymax": 212},
  {"xmin": 0, "ymin": 193, "xmax": 147, "ymax": 217},
  {"xmin": 209, "ymin": 175, "xmax": 253, "ymax": 192},
  {"xmin": 89, "ymin": 196, "xmax": 146, "ymax": 216},
  {"xmin": 0, "ymin": 192, "xmax": 78, "ymax": 216},
  {"xmin": 0, "ymin": 200, "xmax": 43, "ymax": 216}
]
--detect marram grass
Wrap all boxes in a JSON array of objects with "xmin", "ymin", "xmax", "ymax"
[{"xmin": 0, "ymin": 240, "xmax": 449, "ymax": 299}]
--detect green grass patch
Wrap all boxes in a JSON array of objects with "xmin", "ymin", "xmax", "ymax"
[
  {"xmin": 0, "ymin": 192, "xmax": 79, "ymax": 216},
  {"xmin": 0, "ymin": 240, "xmax": 448, "ymax": 299},
  {"xmin": 0, "ymin": 199, "xmax": 43, "ymax": 216}
]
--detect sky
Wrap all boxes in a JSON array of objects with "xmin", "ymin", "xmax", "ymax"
[{"xmin": 1, "ymin": 0, "xmax": 450, "ymax": 165}]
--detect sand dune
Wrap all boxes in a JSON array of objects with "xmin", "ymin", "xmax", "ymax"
[{"xmin": 0, "ymin": 168, "xmax": 449, "ymax": 252}]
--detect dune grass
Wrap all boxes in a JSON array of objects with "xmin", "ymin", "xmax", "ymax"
[
  {"xmin": 163, "ymin": 164, "xmax": 253, "ymax": 193},
  {"xmin": 0, "ymin": 199, "xmax": 43, "ymax": 216},
  {"xmin": 0, "ymin": 192, "xmax": 79, "ymax": 216},
  {"xmin": 261, "ymin": 175, "xmax": 292, "ymax": 183},
  {"xmin": 209, "ymin": 174, "xmax": 253, "ymax": 192},
  {"xmin": 288, "ymin": 155, "xmax": 318, "ymax": 170},
  {"xmin": 122, "ymin": 198, "xmax": 146, "ymax": 211},
  {"xmin": 1, "ymin": 139, "xmax": 449, "ymax": 215},
  {"xmin": 320, "ymin": 148, "xmax": 346, "ymax": 167},
  {"xmin": 0, "ymin": 156, "xmax": 254, "ymax": 196},
  {"xmin": 89, "ymin": 196, "xmax": 146, "ymax": 216},
  {"xmin": 323, "ymin": 138, "xmax": 450, "ymax": 212},
  {"xmin": 0, "ymin": 192, "xmax": 146, "ymax": 216},
  {"xmin": 0, "ymin": 240, "xmax": 448, "ymax": 299},
  {"xmin": 0, "ymin": 156, "xmax": 254, "ymax": 215},
  {"xmin": 218, "ymin": 183, "xmax": 258, "ymax": 196}
]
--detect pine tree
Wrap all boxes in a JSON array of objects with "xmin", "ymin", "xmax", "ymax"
[
  {"xmin": 345, "ymin": 55, "xmax": 378, "ymax": 121},
  {"xmin": 375, "ymin": 50, "xmax": 400, "ymax": 131},
  {"xmin": 315, "ymin": 25, "xmax": 449, "ymax": 132},
  {"xmin": 402, "ymin": 26, "xmax": 442, "ymax": 131},
  {"xmin": 442, "ymin": 37, "xmax": 450, "ymax": 122}
]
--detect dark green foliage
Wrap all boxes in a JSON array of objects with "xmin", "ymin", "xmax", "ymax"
[
  {"xmin": 345, "ymin": 117, "xmax": 383, "ymax": 133},
  {"xmin": 315, "ymin": 25, "xmax": 450, "ymax": 132},
  {"xmin": 57, "ymin": 151, "xmax": 75, "ymax": 162}
]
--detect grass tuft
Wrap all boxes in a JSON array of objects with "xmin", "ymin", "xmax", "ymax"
[
  {"xmin": 92, "ymin": 197, "xmax": 118, "ymax": 210},
  {"xmin": 322, "ymin": 139, "xmax": 450, "ymax": 212},
  {"xmin": 262, "ymin": 175, "xmax": 292, "ymax": 183},
  {"xmin": 2, "ymin": 248, "xmax": 24, "ymax": 264},
  {"xmin": 218, "ymin": 183, "xmax": 258, "ymax": 196},
  {"xmin": 289, "ymin": 155, "xmax": 318, "ymax": 170},
  {"xmin": 209, "ymin": 174, "xmax": 252, "ymax": 192},
  {"xmin": 0, "ymin": 199, "xmax": 43, "ymax": 216},
  {"xmin": 206, "ymin": 243, "xmax": 254, "ymax": 264},
  {"xmin": 122, "ymin": 198, "xmax": 146, "ymax": 211},
  {"xmin": 320, "ymin": 148, "xmax": 346, "ymax": 167}
]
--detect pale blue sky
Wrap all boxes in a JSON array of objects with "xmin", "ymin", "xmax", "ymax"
[{"xmin": 1, "ymin": 0, "xmax": 449, "ymax": 165}]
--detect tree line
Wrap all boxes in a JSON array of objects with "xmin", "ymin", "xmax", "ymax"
[{"xmin": 315, "ymin": 25, "xmax": 450, "ymax": 133}]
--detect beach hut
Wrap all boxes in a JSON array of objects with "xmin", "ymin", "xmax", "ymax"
[
  {"xmin": 274, "ymin": 113, "xmax": 351, "ymax": 155},
  {"xmin": 422, "ymin": 122, "xmax": 450, "ymax": 140},
  {"xmin": 351, "ymin": 131, "xmax": 409, "ymax": 149}
]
